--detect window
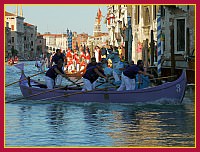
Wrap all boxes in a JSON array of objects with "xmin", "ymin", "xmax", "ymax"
[
  {"xmin": 12, "ymin": 37, "xmax": 14, "ymax": 43},
  {"xmin": 31, "ymin": 41, "xmax": 33, "ymax": 46},
  {"xmin": 135, "ymin": 6, "xmax": 140, "ymax": 25},
  {"xmin": 177, "ymin": 19, "xmax": 185, "ymax": 52},
  {"xmin": 144, "ymin": 7, "xmax": 150, "ymax": 26},
  {"xmin": 11, "ymin": 25, "xmax": 14, "ymax": 30},
  {"xmin": 153, "ymin": 6, "xmax": 157, "ymax": 20},
  {"xmin": 161, "ymin": 6, "xmax": 165, "ymax": 17}
]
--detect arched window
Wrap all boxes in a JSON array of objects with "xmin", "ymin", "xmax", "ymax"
[{"xmin": 144, "ymin": 7, "xmax": 150, "ymax": 26}]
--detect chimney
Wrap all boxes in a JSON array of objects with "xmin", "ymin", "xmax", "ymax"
[
  {"xmin": 16, "ymin": 5, "xmax": 18, "ymax": 16},
  {"xmin": 20, "ymin": 5, "xmax": 23, "ymax": 17}
]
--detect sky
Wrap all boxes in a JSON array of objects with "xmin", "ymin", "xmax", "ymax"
[{"xmin": 5, "ymin": 4, "xmax": 108, "ymax": 35}]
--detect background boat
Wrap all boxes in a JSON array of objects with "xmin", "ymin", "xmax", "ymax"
[{"xmin": 65, "ymin": 67, "xmax": 86, "ymax": 79}]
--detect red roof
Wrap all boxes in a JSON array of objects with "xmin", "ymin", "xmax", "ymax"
[
  {"xmin": 43, "ymin": 33, "xmax": 67, "ymax": 37},
  {"xmin": 5, "ymin": 11, "xmax": 16, "ymax": 16},
  {"xmin": 24, "ymin": 22, "xmax": 33, "ymax": 26}
]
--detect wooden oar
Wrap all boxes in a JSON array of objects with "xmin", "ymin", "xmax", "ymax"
[
  {"xmin": 96, "ymin": 80, "xmax": 118, "ymax": 88},
  {"xmin": 39, "ymin": 86, "xmax": 118, "ymax": 101},
  {"xmin": 5, "ymin": 71, "xmax": 46, "ymax": 87},
  {"xmin": 66, "ymin": 77, "xmax": 81, "ymax": 87},
  {"xmin": 5, "ymin": 85, "xmax": 67, "ymax": 104},
  {"xmin": 149, "ymin": 75, "xmax": 177, "ymax": 81}
]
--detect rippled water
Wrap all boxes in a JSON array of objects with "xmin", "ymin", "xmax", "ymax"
[{"xmin": 5, "ymin": 61, "xmax": 195, "ymax": 147}]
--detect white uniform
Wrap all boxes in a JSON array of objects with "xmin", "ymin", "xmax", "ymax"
[
  {"xmin": 44, "ymin": 76, "xmax": 54, "ymax": 89},
  {"xmin": 117, "ymin": 72, "xmax": 136, "ymax": 91},
  {"xmin": 82, "ymin": 78, "xmax": 97, "ymax": 91}
]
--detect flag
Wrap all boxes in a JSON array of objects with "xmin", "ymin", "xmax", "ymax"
[{"xmin": 14, "ymin": 63, "xmax": 24, "ymax": 71}]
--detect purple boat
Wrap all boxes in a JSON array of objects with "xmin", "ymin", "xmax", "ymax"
[{"xmin": 18, "ymin": 71, "xmax": 187, "ymax": 104}]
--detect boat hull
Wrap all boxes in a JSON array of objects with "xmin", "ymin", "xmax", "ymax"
[{"xmin": 19, "ymin": 71, "xmax": 187, "ymax": 104}]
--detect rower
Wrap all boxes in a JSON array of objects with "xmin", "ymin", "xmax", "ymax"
[
  {"xmin": 117, "ymin": 60, "xmax": 154, "ymax": 91},
  {"xmin": 44, "ymin": 60, "xmax": 68, "ymax": 89},
  {"xmin": 50, "ymin": 48, "xmax": 65, "ymax": 67},
  {"xmin": 86, "ymin": 57, "xmax": 97, "ymax": 69},
  {"xmin": 82, "ymin": 62, "xmax": 107, "ymax": 91}
]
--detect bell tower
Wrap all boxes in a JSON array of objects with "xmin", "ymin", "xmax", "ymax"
[{"xmin": 93, "ymin": 9, "xmax": 102, "ymax": 36}]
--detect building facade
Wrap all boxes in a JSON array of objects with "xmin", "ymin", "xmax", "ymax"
[
  {"xmin": 5, "ymin": 21, "xmax": 12, "ymax": 59},
  {"xmin": 76, "ymin": 33, "xmax": 89, "ymax": 49},
  {"xmin": 5, "ymin": 11, "xmax": 25, "ymax": 59},
  {"xmin": 131, "ymin": 5, "xmax": 158, "ymax": 64},
  {"xmin": 43, "ymin": 33, "xmax": 67, "ymax": 53},
  {"xmin": 106, "ymin": 5, "xmax": 129, "ymax": 47},
  {"xmin": 161, "ymin": 5, "xmax": 195, "ymax": 70},
  {"xmin": 105, "ymin": 5, "xmax": 195, "ymax": 73},
  {"xmin": 36, "ymin": 33, "xmax": 47, "ymax": 57},
  {"xmin": 24, "ymin": 22, "xmax": 37, "ymax": 59}
]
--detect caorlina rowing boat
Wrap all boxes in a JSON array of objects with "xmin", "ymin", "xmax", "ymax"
[{"xmin": 18, "ymin": 70, "xmax": 187, "ymax": 104}]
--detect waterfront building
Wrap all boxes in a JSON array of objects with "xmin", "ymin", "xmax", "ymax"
[
  {"xmin": 76, "ymin": 33, "xmax": 89, "ymax": 50},
  {"xmin": 36, "ymin": 33, "xmax": 47, "ymax": 57},
  {"xmin": 5, "ymin": 10, "xmax": 25, "ymax": 59},
  {"xmin": 72, "ymin": 32, "xmax": 78, "ymax": 50},
  {"xmin": 106, "ymin": 5, "xmax": 129, "ymax": 47},
  {"xmin": 160, "ymin": 6, "xmax": 195, "ymax": 69},
  {"xmin": 5, "ymin": 21, "xmax": 12, "ymax": 59},
  {"xmin": 43, "ymin": 32, "xmax": 67, "ymax": 54},
  {"xmin": 24, "ymin": 22, "xmax": 37, "ymax": 60},
  {"xmin": 105, "ymin": 5, "xmax": 195, "ymax": 80},
  {"xmin": 159, "ymin": 5, "xmax": 195, "ymax": 83},
  {"xmin": 131, "ymin": 5, "xmax": 158, "ymax": 65},
  {"xmin": 5, "ymin": 6, "xmax": 38, "ymax": 60}
]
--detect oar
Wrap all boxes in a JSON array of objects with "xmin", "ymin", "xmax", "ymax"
[
  {"xmin": 5, "ymin": 85, "xmax": 67, "ymax": 104},
  {"xmin": 95, "ymin": 80, "xmax": 117, "ymax": 88},
  {"xmin": 5, "ymin": 71, "xmax": 46, "ymax": 87},
  {"xmin": 66, "ymin": 77, "xmax": 81, "ymax": 87},
  {"xmin": 39, "ymin": 85, "xmax": 118, "ymax": 101},
  {"xmin": 149, "ymin": 75, "xmax": 177, "ymax": 81}
]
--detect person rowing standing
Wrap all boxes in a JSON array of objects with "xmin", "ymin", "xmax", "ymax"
[
  {"xmin": 45, "ymin": 60, "xmax": 68, "ymax": 89},
  {"xmin": 86, "ymin": 57, "xmax": 97, "ymax": 69},
  {"xmin": 50, "ymin": 48, "xmax": 65, "ymax": 67},
  {"xmin": 82, "ymin": 62, "xmax": 107, "ymax": 91},
  {"xmin": 49, "ymin": 49, "xmax": 66, "ymax": 85},
  {"xmin": 117, "ymin": 60, "xmax": 154, "ymax": 91}
]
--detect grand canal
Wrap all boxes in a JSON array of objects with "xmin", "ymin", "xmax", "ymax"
[{"xmin": 5, "ymin": 61, "xmax": 195, "ymax": 147}]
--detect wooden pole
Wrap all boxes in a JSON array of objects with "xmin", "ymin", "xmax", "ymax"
[
  {"xmin": 186, "ymin": 28, "xmax": 190, "ymax": 57},
  {"xmin": 144, "ymin": 39, "xmax": 149, "ymax": 68},
  {"xmin": 125, "ymin": 26, "xmax": 129, "ymax": 62},
  {"xmin": 170, "ymin": 27, "xmax": 175, "ymax": 76},
  {"xmin": 150, "ymin": 30, "xmax": 154, "ymax": 66}
]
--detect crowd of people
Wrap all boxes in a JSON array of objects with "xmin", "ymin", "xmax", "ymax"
[
  {"xmin": 7, "ymin": 56, "xmax": 19, "ymax": 65},
  {"xmin": 38, "ymin": 45, "xmax": 154, "ymax": 91}
]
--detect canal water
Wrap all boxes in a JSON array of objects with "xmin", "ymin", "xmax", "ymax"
[{"xmin": 5, "ymin": 61, "xmax": 195, "ymax": 147}]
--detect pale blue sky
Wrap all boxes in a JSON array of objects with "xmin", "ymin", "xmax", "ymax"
[{"xmin": 5, "ymin": 4, "xmax": 108, "ymax": 35}]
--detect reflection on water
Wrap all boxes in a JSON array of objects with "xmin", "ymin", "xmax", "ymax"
[{"xmin": 5, "ymin": 61, "xmax": 195, "ymax": 147}]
